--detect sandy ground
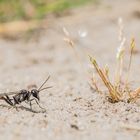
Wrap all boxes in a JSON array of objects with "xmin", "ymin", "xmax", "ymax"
[{"xmin": 0, "ymin": 0, "xmax": 140, "ymax": 139}]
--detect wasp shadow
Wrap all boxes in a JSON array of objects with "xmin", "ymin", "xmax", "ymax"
[{"xmin": 0, "ymin": 104, "xmax": 46, "ymax": 113}]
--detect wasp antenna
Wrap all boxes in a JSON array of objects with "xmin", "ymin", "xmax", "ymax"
[
  {"xmin": 38, "ymin": 75, "xmax": 51, "ymax": 91},
  {"xmin": 39, "ymin": 86, "xmax": 53, "ymax": 92}
]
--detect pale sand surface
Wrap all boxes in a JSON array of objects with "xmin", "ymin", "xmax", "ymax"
[{"xmin": 0, "ymin": 0, "xmax": 140, "ymax": 139}]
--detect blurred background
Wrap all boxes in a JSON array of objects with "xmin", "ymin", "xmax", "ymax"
[
  {"xmin": 0, "ymin": 0, "xmax": 94, "ymax": 22},
  {"xmin": 0, "ymin": 1, "xmax": 140, "ymax": 140},
  {"xmin": 0, "ymin": 0, "xmax": 97, "ymax": 38}
]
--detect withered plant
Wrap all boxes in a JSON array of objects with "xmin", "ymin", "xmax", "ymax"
[
  {"xmin": 88, "ymin": 18, "xmax": 140, "ymax": 103},
  {"xmin": 63, "ymin": 22, "xmax": 140, "ymax": 103}
]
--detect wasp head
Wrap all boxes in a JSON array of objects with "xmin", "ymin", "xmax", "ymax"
[{"xmin": 31, "ymin": 89, "xmax": 40, "ymax": 100}]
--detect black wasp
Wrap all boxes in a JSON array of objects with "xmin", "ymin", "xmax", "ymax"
[{"xmin": 0, "ymin": 76, "xmax": 52, "ymax": 111}]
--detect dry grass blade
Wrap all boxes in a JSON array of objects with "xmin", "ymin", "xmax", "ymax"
[
  {"xmin": 90, "ymin": 73, "xmax": 102, "ymax": 94},
  {"xmin": 115, "ymin": 38, "xmax": 125, "ymax": 86},
  {"xmin": 115, "ymin": 17, "xmax": 126, "ymax": 87},
  {"xmin": 104, "ymin": 64, "xmax": 109, "ymax": 79},
  {"xmin": 89, "ymin": 56, "xmax": 121, "ymax": 102},
  {"xmin": 63, "ymin": 26, "xmax": 91, "ymax": 86},
  {"xmin": 128, "ymin": 87, "xmax": 140, "ymax": 102},
  {"xmin": 63, "ymin": 38, "xmax": 75, "ymax": 48},
  {"xmin": 125, "ymin": 38, "xmax": 135, "ymax": 87}
]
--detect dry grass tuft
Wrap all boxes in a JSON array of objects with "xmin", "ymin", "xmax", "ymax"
[
  {"xmin": 89, "ymin": 56, "xmax": 122, "ymax": 103},
  {"xmin": 89, "ymin": 18, "xmax": 140, "ymax": 103},
  {"xmin": 63, "ymin": 19, "xmax": 140, "ymax": 103},
  {"xmin": 88, "ymin": 17, "xmax": 140, "ymax": 103}
]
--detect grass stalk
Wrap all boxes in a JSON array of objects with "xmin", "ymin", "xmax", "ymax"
[
  {"xmin": 89, "ymin": 56, "xmax": 121, "ymax": 102},
  {"xmin": 125, "ymin": 38, "xmax": 135, "ymax": 87}
]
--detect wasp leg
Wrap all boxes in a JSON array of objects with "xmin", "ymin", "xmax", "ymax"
[
  {"xmin": 29, "ymin": 99, "xmax": 46, "ymax": 112},
  {"xmin": 34, "ymin": 99, "xmax": 46, "ymax": 111},
  {"xmin": 2, "ymin": 95, "xmax": 19, "ymax": 111},
  {"xmin": 12, "ymin": 105, "xmax": 19, "ymax": 111},
  {"xmin": 3, "ymin": 95, "xmax": 14, "ymax": 106},
  {"xmin": 27, "ymin": 99, "xmax": 34, "ymax": 110},
  {"xmin": 29, "ymin": 100, "xmax": 33, "ymax": 110}
]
